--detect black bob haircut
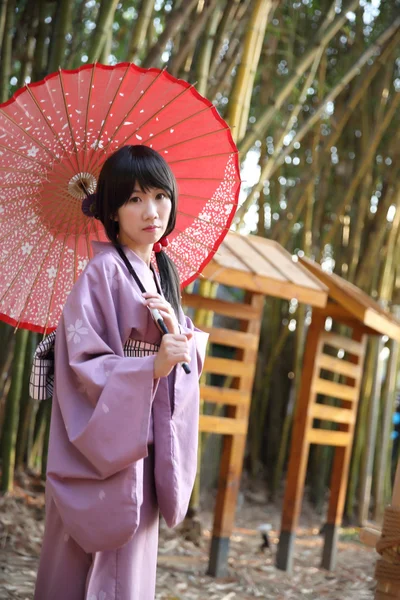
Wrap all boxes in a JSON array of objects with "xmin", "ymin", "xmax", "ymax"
[{"xmin": 95, "ymin": 145, "xmax": 181, "ymax": 317}]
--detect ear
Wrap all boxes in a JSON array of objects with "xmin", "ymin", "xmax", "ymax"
[{"xmin": 112, "ymin": 213, "xmax": 119, "ymax": 222}]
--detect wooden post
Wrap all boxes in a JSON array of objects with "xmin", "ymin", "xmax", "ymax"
[
  {"xmin": 321, "ymin": 328, "xmax": 367, "ymax": 570},
  {"xmin": 207, "ymin": 292, "xmax": 264, "ymax": 577},
  {"xmin": 276, "ymin": 311, "xmax": 325, "ymax": 572}
]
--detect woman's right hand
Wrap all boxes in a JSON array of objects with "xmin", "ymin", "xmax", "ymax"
[{"xmin": 154, "ymin": 332, "xmax": 193, "ymax": 378}]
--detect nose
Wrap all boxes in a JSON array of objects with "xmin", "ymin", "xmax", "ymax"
[{"xmin": 144, "ymin": 198, "xmax": 158, "ymax": 220}]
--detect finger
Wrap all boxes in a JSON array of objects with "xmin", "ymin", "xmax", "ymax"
[{"xmin": 142, "ymin": 292, "xmax": 162, "ymax": 299}]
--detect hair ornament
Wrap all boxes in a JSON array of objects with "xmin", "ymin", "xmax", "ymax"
[
  {"xmin": 81, "ymin": 193, "xmax": 97, "ymax": 218},
  {"xmin": 153, "ymin": 237, "xmax": 169, "ymax": 253}
]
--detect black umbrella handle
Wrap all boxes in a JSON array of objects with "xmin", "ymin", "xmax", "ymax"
[
  {"xmin": 149, "ymin": 308, "xmax": 191, "ymax": 374},
  {"xmin": 116, "ymin": 245, "xmax": 191, "ymax": 375}
]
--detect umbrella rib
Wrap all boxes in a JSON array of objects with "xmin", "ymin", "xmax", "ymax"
[
  {"xmin": 24, "ymin": 85, "xmax": 80, "ymax": 177},
  {"xmin": 154, "ymin": 126, "xmax": 231, "ymax": 153},
  {"xmin": 0, "ymin": 106, "xmax": 60, "ymax": 162},
  {"xmin": 82, "ymin": 63, "xmax": 96, "ymax": 172},
  {"xmin": 173, "ymin": 226, "xmax": 216, "ymax": 252},
  {"xmin": 176, "ymin": 209, "xmax": 233, "ymax": 233},
  {"xmin": 0, "ymin": 167, "xmax": 47, "ymax": 180},
  {"xmin": 140, "ymin": 106, "xmax": 220, "ymax": 147},
  {"xmin": 87, "ymin": 66, "xmax": 167, "ymax": 174},
  {"xmin": 0, "ymin": 141, "xmax": 51, "ymax": 169},
  {"xmin": 38, "ymin": 208, "xmax": 78, "ymax": 335},
  {"xmin": 168, "ymin": 150, "xmax": 238, "ymax": 165},
  {"xmin": 0, "ymin": 187, "xmax": 85, "ymax": 247},
  {"xmin": 166, "ymin": 244, "xmax": 205, "ymax": 282},
  {"xmin": 176, "ymin": 176, "xmax": 240, "ymax": 182},
  {"xmin": 0, "ymin": 192, "xmax": 74, "ymax": 310},
  {"xmin": 0, "ymin": 181, "xmax": 43, "ymax": 189},
  {"xmin": 83, "ymin": 63, "xmax": 132, "ymax": 174},
  {"xmin": 113, "ymin": 82, "xmax": 197, "ymax": 152},
  {"xmin": 58, "ymin": 68, "xmax": 82, "ymax": 172},
  {"xmin": 177, "ymin": 190, "xmax": 241, "ymax": 208}
]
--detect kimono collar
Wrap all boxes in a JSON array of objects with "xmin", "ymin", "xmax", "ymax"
[{"xmin": 91, "ymin": 241, "xmax": 162, "ymax": 296}]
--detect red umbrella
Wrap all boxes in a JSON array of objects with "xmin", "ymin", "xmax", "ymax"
[{"xmin": 0, "ymin": 63, "xmax": 240, "ymax": 334}]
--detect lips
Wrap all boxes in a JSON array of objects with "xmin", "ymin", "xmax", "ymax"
[{"xmin": 143, "ymin": 226, "xmax": 158, "ymax": 231}]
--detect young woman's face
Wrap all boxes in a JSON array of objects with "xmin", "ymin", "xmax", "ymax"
[{"xmin": 115, "ymin": 185, "xmax": 172, "ymax": 249}]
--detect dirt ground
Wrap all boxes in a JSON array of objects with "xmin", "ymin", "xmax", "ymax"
[{"xmin": 0, "ymin": 475, "xmax": 376, "ymax": 600}]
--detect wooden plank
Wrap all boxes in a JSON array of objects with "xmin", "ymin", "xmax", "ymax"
[
  {"xmin": 307, "ymin": 428, "xmax": 351, "ymax": 447},
  {"xmin": 199, "ymin": 415, "xmax": 248, "ymax": 435},
  {"xmin": 248, "ymin": 236, "xmax": 326, "ymax": 290},
  {"xmin": 202, "ymin": 262, "xmax": 328, "ymax": 308},
  {"xmin": 182, "ymin": 293, "xmax": 260, "ymax": 320},
  {"xmin": 317, "ymin": 353, "xmax": 362, "ymax": 379},
  {"xmin": 311, "ymin": 403, "xmax": 354, "ymax": 425},
  {"xmin": 313, "ymin": 378, "xmax": 359, "ymax": 402},
  {"xmin": 364, "ymin": 307, "xmax": 400, "ymax": 342},
  {"xmin": 321, "ymin": 332, "xmax": 364, "ymax": 356},
  {"xmin": 280, "ymin": 313, "xmax": 325, "ymax": 533},
  {"xmin": 200, "ymin": 385, "xmax": 250, "ymax": 407},
  {"xmin": 222, "ymin": 234, "xmax": 287, "ymax": 280},
  {"xmin": 326, "ymin": 330, "xmax": 366, "ymax": 524},
  {"xmin": 209, "ymin": 293, "xmax": 264, "ymax": 576},
  {"xmin": 204, "ymin": 357, "xmax": 255, "ymax": 378},
  {"xmin": 200, "ymin": 326, "xmax": 259, "ymax": 350},
  {"xmin": 212, "ymin": 241, "xmax": 251, "ymax": 272}
]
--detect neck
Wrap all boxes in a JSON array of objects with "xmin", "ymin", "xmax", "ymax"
[{"xmin": 118, "ymin": 234, "xmax": 152, "ymax": 267}]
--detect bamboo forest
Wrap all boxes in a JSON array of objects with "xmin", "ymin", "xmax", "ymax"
[{"xmin": 1, "ymin": 0, "xmax": 400, "ymax": 598}]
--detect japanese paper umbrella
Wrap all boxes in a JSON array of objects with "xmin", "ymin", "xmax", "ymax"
[{"xmin": 0, "ymin": 62, "xmax": 240, "ymax": 334}]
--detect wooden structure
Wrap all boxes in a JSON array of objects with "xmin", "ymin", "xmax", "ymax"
[
  {"xmin": 360, "ymin": 460, "xmax": 400, "ymax": 598},
  {"xmin": 277, "ymin": 257, "xmax": 400, "ymax": 574},
  {"xmin": 183, "ymin": 233, "xmax": 328, "ymax": 576}
]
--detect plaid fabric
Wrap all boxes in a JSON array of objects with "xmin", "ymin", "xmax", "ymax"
[
  {"xmin": 29, "ymin": 331, "xmax": 56, "ymax": 401},
  {"xmin": 30, "ymin": 334, "xmax": 160, "ymax": 401},
  {"xmin": 124, "ymin": 339, "xmax": 160, "ymax": 357}
]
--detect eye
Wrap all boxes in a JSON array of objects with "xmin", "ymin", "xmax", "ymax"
[
  {"xmin": 156, "ymin": 192, "xmax": 169, "ymax": 200},
  {"xmin": 128, "ymin": 195, "xmax": 141, "ymax": 203}
]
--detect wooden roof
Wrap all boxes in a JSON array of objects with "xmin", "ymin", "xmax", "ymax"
[
  {"xmin": 202, "ymin": 232, "xmax": 328, "ymax": 308},
  {"xmin": 300, "ymin": 257, "xmax": 400, "ymax": 341}
]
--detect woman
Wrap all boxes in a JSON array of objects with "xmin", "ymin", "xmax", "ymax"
[{"xmin": 34, "ymin": 145, "xmax": 208, "ymax": 600}]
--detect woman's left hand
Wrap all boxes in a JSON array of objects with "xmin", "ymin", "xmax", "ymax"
[{"xmin": 142, "ymin": 293, "xmax": 180, "ymax": 335}]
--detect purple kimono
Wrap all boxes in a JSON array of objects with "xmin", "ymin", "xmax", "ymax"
[{"xmin": 34, "ymin": 242, "xmax": 208, "ymax": 600}]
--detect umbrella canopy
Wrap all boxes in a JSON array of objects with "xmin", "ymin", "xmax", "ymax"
[{"xmin": 0, "ymin": 63, "xmax": 240, "ymax": 334}]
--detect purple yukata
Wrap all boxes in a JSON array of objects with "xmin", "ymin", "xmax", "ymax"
[{"xmin": 34, "ymin": 241, "xmax": 208, "ymax": 600}]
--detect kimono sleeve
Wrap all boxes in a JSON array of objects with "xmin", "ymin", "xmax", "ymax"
[
  {"xmin": 153, "ymin": 312, "xmax": 209, "ymax": 528},
  {"xmin": 55, "ymin": 256, "xmax": 159, "ymax": 479}
]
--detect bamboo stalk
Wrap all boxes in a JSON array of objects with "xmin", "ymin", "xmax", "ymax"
[
  {"xmin": 0, "ymin": 329, "xmax": 29, "ymax": 492},
  {"xmin": 169, "ymin": 0, "xmax": 219, "ymax": 77},
  {"xmin": 196, "ymin": 4, "xmax": 222, "ymax": 96},
  {"xmin": 345, "ymin": 339, "xmax": 374, "ymax": 520},
  {"xmin": 31, "ymin": 0, "xmax": 48, "ymax": 81},
  {"xmin": 86, "ymin": 0, "xmax": 119, "ymax": 64},
  {"xmin": 358, "ymin": 336, "xmax": 386, "ymax": 525},
  {"xmin": 129, "ymin": 0, "xmax": 156, "ymax": 63},
  {"xmin": 236, "ymin": 20, "xmax": 400, "ymax": 225},
  {"xmin": 208, "ymin": 0, "xmax": 240, "ymax": 79},
  {"xmin": 15, "ymin": 332, "xmax": 37, "ymax": 470},
  {"xmin": 47, "ymin": 0, "xmax": 73, "ymax": 72},
  {"xmin": 226, "ymin": 0, "xmax": 275, "ymax": 141},
  {"xmin": 325, "ymin": 93, "xmax": 400, "ymax": 250},
  {"xmin": 356, "ymin": 180, "xmax": 400, "ymax": 291},
  {"xmin": 0, "ymin": 0, "xmax": 16, "ymax": 103},
  {"xmin": 238, "ymin": 0, "xmax": 360, "ymax": 155},
  {"xmin": 237, "ymin": 1, "xmax": 279, "ymax": 141},
  {"xmin": 142, "ymin": 0, "xmax": 198, "ymax": 68},
  {"xmin": 0, "ymin": 0, "xmax": 7, "ymax": 48},
  {"xmin": 374, "ymin": 337, "xmax": 399, "ymax": 522}
]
